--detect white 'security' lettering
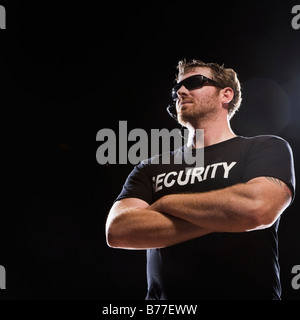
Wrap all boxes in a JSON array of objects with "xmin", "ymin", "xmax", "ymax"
[{"xmin": 152, "ymin": 162, "xmax": 237, "ymax": 192}]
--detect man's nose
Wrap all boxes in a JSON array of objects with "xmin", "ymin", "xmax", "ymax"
[{"xmin": 177, "ymin": 85, "xmax": 189, "ymax": 98}]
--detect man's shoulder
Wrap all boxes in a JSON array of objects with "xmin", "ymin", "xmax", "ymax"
[
  {"xmin": 235, "ymin": 135, "xmax": 294, "ymax": 164},
  {"xmin": 238, "ymin": 134, "xmax": 291, "ymax": 147}
]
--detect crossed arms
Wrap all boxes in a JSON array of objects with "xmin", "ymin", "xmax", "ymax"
[{"xmin": 106, "ymin": 177, "xmax": 292, "ymax": 250}]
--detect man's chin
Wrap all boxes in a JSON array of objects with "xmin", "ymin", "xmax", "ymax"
[
  {"xmin": 179, "ymin": 111, "xmax": 199, "ymax": 123},
  {"xmin": 178, "ymin": 114, "xmax": 198, "ymax": 127}
]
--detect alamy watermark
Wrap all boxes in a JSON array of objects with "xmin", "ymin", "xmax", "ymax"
[
  {"xmin": 96, "ymin": 121, "xmax": 204, "ymax": 167},
  {"xmin": 0, "ymin": 265, "xmax": 6, "ymax": 289},
  {"xmin": 292, "ymin": 5, "xmax": 300, "ymax": 30},
  {"xmin": 0, "ymin": 5, "xmax": 6, "ymax": 29},
  {"xmin": 291, "ymin": 265, "xmax": 300, "ymax": 290}
]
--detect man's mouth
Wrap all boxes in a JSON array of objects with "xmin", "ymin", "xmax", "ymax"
[{"xmin": 179, "ymin": 101, "xmax": 193, "ymax": 108}]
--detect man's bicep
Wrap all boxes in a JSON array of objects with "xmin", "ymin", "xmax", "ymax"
[
  {"xmin": 108, "ymin": 198, "xmax": 149, "ymax": 222},
  {"xmin": 111, "ymin": 198, "xmax": 149, "ymax": 213},
  {"xmin": 106, "ymin": 198, "xmax": 150, "ymax": 244},
  {"xmin": 246, "ymin": 177, "xmax": 292, "ymax": 203},
  {"xmin": 245, "ymin": 177, "xmax": 292, "ymax": 226},
  {"xmin": 263, "ymin": 177, "xmax": 293, "ymax": 203},
  {"xmin": 241, "ymin": 136, "xmax": 295, "ymax": 204}
]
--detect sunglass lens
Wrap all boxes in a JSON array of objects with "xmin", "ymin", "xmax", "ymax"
[
  {"xmin": 184, "ymin": 77, "xmax": 204, "ymax": 90},
  {"xmin": 172, "ymin": 76, "xmax": 205, "ymax": 99}
]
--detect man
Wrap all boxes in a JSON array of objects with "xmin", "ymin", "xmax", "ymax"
[{"xmin": 105, "ymin": 60, "xmax": 295, "ymax": 300}]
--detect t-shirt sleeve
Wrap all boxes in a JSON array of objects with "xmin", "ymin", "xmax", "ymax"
[
  {"xmin": 241, "ymin": 136, "xmax": 296, "ymax": 202},
  {"xmin": 115, "ymin": 162, "xmax": 153, "ymax": 205}
]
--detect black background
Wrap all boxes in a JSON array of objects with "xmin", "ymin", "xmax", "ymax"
[{"xmin": 0, "ymin": 0, "xmax": 299, "ymax": 301}]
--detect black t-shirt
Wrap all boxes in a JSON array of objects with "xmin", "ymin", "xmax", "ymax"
[{"xmin": 115, "ymin": 135, "xmax": 296, "ymax": 300}]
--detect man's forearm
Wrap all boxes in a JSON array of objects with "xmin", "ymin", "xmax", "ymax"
[
  {"xmin": 149, "ymin": 179, "xmax": 283, "ymax": 233},
  {"xmin": 106, "ymin": 205, "xmax": 210, "ymax": 250},
  {"xmin": 107, "ymin": 177, "xmax": 290, "ymax": 249}
]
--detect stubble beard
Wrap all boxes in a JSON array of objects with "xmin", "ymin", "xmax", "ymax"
[{"xmin": 178, "ymin": 95, "xmax": 219, "ymax": 127}]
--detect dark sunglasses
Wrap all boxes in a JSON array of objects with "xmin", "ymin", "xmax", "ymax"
[{"xmin": 171, "ymin": 74, "xmax": 220, "ymax": 100}]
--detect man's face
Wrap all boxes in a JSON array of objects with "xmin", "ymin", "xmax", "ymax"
[{"xmin": 175, "ymin": 67, "xmax": 221, "ymax": 127}]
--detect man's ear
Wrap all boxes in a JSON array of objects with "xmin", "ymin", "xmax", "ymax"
[{"xmin": 221, "ymin": 87, "xmax": 234, "ymax": 105}]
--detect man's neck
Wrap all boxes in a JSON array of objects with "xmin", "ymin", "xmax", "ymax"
[{"xmin": 186, "ymin": 116, "xmax": 236, "ymax": 148}]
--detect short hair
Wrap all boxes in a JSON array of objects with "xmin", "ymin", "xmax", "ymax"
[{"xmin": 176, "ymin": 59, "xmax": 242, "ymax": 119}]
